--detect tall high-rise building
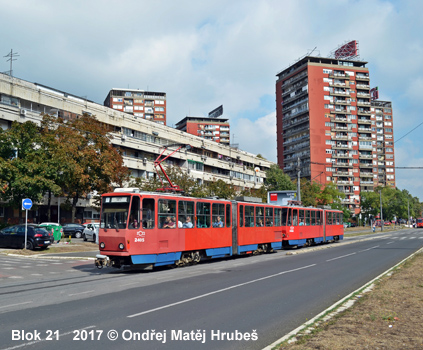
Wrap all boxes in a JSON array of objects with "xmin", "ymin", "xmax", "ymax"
[
  {"xmin": 104, "ymin": 88, "xmax": 166, "ymax": 125},
  {"xmin": 175, "ymin": 115, "xmax": 230, "ymax": 145},
  {"xmin": 276, "ymin": 50, "xmax": 395, "ymax": 213}
]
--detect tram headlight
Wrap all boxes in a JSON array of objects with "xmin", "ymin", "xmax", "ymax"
[
  {"xmin": 100, "ymin": 242, "xmax": 105, "ymax": 249},
  {"xmin": 119, "ymin": 243, "xmax": 124, "ymax": 250}
]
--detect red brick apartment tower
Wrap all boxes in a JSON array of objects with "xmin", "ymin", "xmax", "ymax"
[
  {"xmin": 371, "ymin": 100, "xmax": 396, "ymax": 188},
  {"xmin": 175, "ymin": 116, "xmax": 230, "ymax": 145},
  {"xmin": 276, "ymin": 54, "xmax": 377, "ymax": 214},
  {"xmin": 104, "ymin": 88, "xmax": 166, "ymax": 125}
]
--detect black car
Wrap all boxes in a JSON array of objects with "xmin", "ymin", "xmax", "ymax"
[
  {"xmin": 62, "ymin": 223, "xmax": 85, "ymax": 239},
  {"xmin": 0, "ymin": 224, "xmax": 52, "ymax": 250}
]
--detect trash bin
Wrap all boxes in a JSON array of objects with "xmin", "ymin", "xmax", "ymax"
[{"xmin": 39, "ymin": 223, "xmax": 63, "ymax": 241}]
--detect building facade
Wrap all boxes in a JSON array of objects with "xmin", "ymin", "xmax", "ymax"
[
  {"xmin": 276, "ymin": 56, "xmax": 395, "ymax": 213},
  {"xmin": 175, "ymin": 116, "xmax": 230, "ymax": 145},
  {"xmin": 103, "ymin": 88, "xmax": 167, "ymax": 125},
  {"xmin": 0, "ymin": 73, "xmax": 272, "ymax": 223}
]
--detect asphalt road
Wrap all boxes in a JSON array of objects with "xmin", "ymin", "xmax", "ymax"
[{"xmin": 0, "ymin": 229, "xmax": 422, "ymax": 350}]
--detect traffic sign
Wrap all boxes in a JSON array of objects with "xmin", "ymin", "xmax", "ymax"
[{"xmin": 22, "ymin": 198, "xmax": 33, "ymax": 210}]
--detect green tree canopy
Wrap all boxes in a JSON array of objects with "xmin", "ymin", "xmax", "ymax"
[
  {"xmin": 265, "ymin": 164, "xmax": 296, "ymax": 192},
  {"xmin": 41, "ymin": 114, "xmax": 130, "ymax": 221}
]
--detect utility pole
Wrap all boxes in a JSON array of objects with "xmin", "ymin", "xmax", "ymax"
[
  {"xmin": 380, "ymin": 189, "xmax": 383, "ymax": 232},
  {"xmin": 4, "ymin": 49, "xmax": 19, "ymax": 77},
  {"xmin": 296, "ymin": 157, "xmax": 301, "ymax": 203}
]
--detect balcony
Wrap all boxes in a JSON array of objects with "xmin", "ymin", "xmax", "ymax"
[
  {"xmin": 335, "ymin": 162, "xmax": 353, "ymax": 168},
  {"xmin": 358, "ymin": 127, "xmax": 372, "ymax": 133},
  {"xmin": 359, "ymin": 172, "xmax": 373, "ymax": 178},
  {"xmin": 329, "ymin": 73, "xmax": 350, "ymax": 80},
  {"xmin": 356, "ymin": 74, "xmax": 370, "ymax": 81},
  {"xmin": 357, "ymin": 118, "xmax": 371, "ymax": 124}
]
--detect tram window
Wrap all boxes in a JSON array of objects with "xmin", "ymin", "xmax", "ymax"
[
  {"xmin": 239, "ymin": 205, "xmax": 244, "ymax": 227},
  {"xmin": 245, "ymin": 206, "xmax": 255, "ymax": 227},
  {"xmin": 274, "ymin": 208, "xmax": 281, "ymax": 226},
  {"xmin": 281, "ymin": 208, "xmax": 288, "ymax": 226},
  {"xmin": 327, "ymin": 212, "xmax": 332, "ymax": 225},
  {"xmin": 311, "ymin": 211, "xmax": 315, "ymax": 225},
  {"xmin": 178, "ymin": 201, "xmax": 194, "ymax": 228},
  {"xmin": 158, "ymin": 199, "xmax": 177, "ymax": 229},
  {"xmin": 299, "ymin": 210, "xmax": 305, "ymax": 226},
  {"xmin": 265, "ymin": 207, "xmax": 273, "ymax": 226},
  {"xmin": 316, "ymin": 211, "xmax": 321, "ymax": 225},
  {"xmin": 212, "ymin": 203, "xmax": 225, "ymax": 228},
  {"xmin": 256, "ymin": 206, "xmax": 264, "ymax": 227},
  {"xmin": 292, "ymin": 209, "xmax": 298, "ymax": 226},
  {"xmin": 340, "ymin": 213, "xmax": 343, "ymax": 224},
  {"xmin": 142, "ymin": 198, "xmax": 155, "ymax": 229},
  {"xmin": 226, "ymin": 204, "xmax": 231, "ymax": 227},
  {"xmin": 336, "ymin": 213, "xmax": 340, "ymax": 225},
  {"xmin": 305, "ymin": 210, "xmax": 310, "ymax": 226},
  {"xmin": 197, "ymin": 202, "xmax": 210, "ymax": 228},
  {"xmin": 129, "ymin": 196, "xmax": 140, "ymax": 229}
]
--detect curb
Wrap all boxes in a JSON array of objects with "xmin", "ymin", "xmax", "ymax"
[{"xmin": 262, "ymin": 245, "xmax": 423, "ymax": 350}]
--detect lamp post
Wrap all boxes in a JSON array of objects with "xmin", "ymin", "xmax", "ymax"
[{"xmin": 380, "ymin": 189, "xmax": 383, "ymax": 232}]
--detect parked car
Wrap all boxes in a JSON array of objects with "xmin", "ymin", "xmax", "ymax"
[
  {"xmin": 0, "ymin": 224, "xmax": 52, "ymax": 250},
  {"xmin": 62, "ymin": 223, "xmax": 85, "ymax": 239},
  {"xmin": 39, "ymin": 222, "xmax": 63, "ymax": 242},
  {"xmin": 83, "ymin": 223, "xmax": 99, "ymax": 243}
]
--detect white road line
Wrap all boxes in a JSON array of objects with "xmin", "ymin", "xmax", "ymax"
[
  {"xmin": 68, "ymin": 290, "xmax": 94, "ymax": 297},
  {"xmin": 1, "ymin": 325, "xmax": 96, "ymax": 350},
  {"xmin": 128, "ymin": 264, "xmax": 316, "ymax": 318},
  {"xmin": 386, "ymin": 241, "xmax": 394, "ymax": 245},
  {"xmin": 0, "ymin": 301, "xmax": 32, "ymax": 309},
  {"xmin": 326, "ymin": 252, "xmax": 356, "ymax": 262},
  {"xmin": 122, "ymin": 281, "xmax": 140, "ymax": 286},
  {"xmin": 358, "ymin": 245, "xmax": 379, "ymax": 252}
]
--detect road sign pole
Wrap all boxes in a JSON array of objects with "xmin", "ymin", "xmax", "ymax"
[
  {"xmin": 22, "ymin": 198, "xmax": 33, "ymax": 250},
  {"xmin": 24, "ymin": 209, "xmax": 28, "ymax": 250}
]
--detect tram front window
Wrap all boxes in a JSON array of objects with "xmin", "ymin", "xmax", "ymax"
[{"xmin": 101, "ymin": 196, "xmax": 130, "ymax": 230}]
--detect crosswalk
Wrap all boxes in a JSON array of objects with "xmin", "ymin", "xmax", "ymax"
[{"xmin": 0, "ymin": 256, "xmax": 94, "ymax": 281}]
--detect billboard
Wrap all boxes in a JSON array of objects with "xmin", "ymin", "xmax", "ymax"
[
  {"xmin": 334, "ymin": 40, "xmax": 358, "ymax": 59},
  {"xmin": 370, "ymin": 87, "xmax": 379, "ymax": 101},
  {"xmin": 208, "ymin": 105, "xmax": 223, "ymax": 118}
]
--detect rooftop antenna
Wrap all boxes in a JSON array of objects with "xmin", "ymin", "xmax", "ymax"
[{"xmin": 4, "ymin": 49, "xmax": 19, "ymax": 77}]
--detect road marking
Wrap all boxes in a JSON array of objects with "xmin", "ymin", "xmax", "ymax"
[
  {"xmin": 1, "ymin": 325, "xmax": 96, "ymax": 350},
  {"xmin": 358, "ymin": 245, "xmax": 379, "ymax": 252},
  {"xmin": 0, "ymin": 301, "xmax": 32, "ymax": 309},
  {"xmin": 8, "ymin": 276, "xmax": 23, "ymax": 279},
  {"xmin": 68, "ymin": 290, "xmax": 94, "ymax": 297},
  {"xmin": 128, "ymin": 264, "xmax": 316, "ymax": 318},
  {"xmin": 326, "ymin": 252, "xmax": 356, "ymax": 262},
  {"xmin": 386, "ymin": 241, "xmax": 394, "ymax": 245}
]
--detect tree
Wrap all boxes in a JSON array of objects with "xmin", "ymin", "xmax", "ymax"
[
  {"xmin": 0, "ymin": 121, "xmax": 61, "ymax": 222},
  {"xmin": 133, "ymin": 165, "xmax": 205, "ymax": 197},
  {"xmin": 41, "ymin": 114, "xmax": 130, "ymax": 222},
  {"xmin": 299, "ymin": 179, "xmax": 321, "ymax": 207},
  {"xmin": 265, "ymin": 164, "xmax": 296, "ymax": 192},
  {"xmin": 205, "ymin": 179, "xmax": 236, "ymax": 199}
]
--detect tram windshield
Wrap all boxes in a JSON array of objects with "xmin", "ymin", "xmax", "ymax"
[{"xmin": 101, "ymin": 196, "xmax": 130, "ymax": 230}]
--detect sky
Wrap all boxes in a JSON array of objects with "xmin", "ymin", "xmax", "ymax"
[{"xmin": 1, "ymin": 0, "xmax": 423, "ymax": 200}]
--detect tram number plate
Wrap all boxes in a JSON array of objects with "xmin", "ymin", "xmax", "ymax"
[{"xmin": 135, "ymin": 238, "xmax": 145, "ymax": 243}]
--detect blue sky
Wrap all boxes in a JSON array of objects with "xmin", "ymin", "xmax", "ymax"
[{"xmin": 1, "ymin": 0, "xmax": 423, "ymax": 201}]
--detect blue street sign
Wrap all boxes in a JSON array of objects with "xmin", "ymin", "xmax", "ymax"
[{"xmin": 22, "ymin": 198, "xmax": 33, "ymax": 210}]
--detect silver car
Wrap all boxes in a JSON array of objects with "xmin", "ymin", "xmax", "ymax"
[{"xmin": 83, "ymin": 223, "xmax": 99, "ymax": 243}]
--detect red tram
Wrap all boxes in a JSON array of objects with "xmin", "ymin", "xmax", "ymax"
[{"xmin": 95, "ymin": 189, "xmax": 344, "ymax": 269}]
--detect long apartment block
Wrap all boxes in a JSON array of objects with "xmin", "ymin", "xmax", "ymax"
[
  {"xmin": 276, "ymin": 56, "xmax": 395, "ymax": 213},
  {"xmin": 0, "ymin": 73, "xmax": 273, "ymax": 220}
]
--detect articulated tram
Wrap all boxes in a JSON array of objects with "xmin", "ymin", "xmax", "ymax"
[{"xmin": 95, "ymin": 189, "xmax": 343, "ymax": 269}]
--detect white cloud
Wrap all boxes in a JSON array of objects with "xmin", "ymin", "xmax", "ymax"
[{"xmin": 1, "ymin": 0, "xmax": 423, "ymax": 199}]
